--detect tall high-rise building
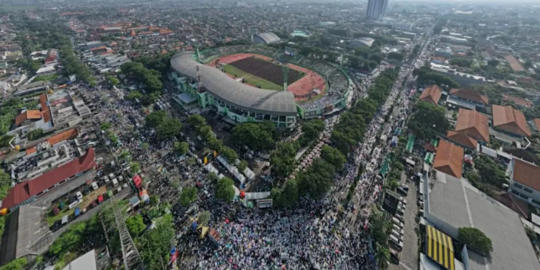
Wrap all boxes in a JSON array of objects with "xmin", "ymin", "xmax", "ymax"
[{"xmin": 366, "ymin": 0, "xmax": 388, "ymax": 20}]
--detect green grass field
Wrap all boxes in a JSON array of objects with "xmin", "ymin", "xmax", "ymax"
[{"xmin": 222, "ymin": 64, "xmax": 283, "ymax": 91}]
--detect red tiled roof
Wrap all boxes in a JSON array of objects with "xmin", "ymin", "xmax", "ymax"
[
  {"xmin": 492, "ymin": 105, "xmax": 531, "ymax": 137},
  {"xmin": 446, "ymin": 131, "xmax": 478, "ymax": 150},
  {"xmin": 419, "ymin": 85, "xmax": 442, "ymax": 105},
  {"xmin": 504, "ymin": 55, "xmax": 525, "ymax": 72},
  {"xmin": 503, "ymin": 95, "xmax": 533, "ymax": 108},
  {"xmin": 433, "ymin": 140, "xmax": 464, "ymax": 179},
  {"xmin": 449, "ymin": 88, "xmax": 489, "ymax": 105},
  {"xmin": 90, "ymin": 46, "xmax": 107, "ymax": 51},
  {"xmin": 513, "ymin": 159, "xmax": 540, "ymax": 191},
  {"xmin": 455, "ymin": 108, "xmax": 490, "ymax": 142},
  {"xmin": 1, "ymin": 148, "xmax": 96, "ymax": 209},
  {"xmin": 25, "ymin": 147, "xmax": 36, "ymax": 155},
  {"xmin": 47, "ymin": 129, "xmax": 78, "ymax": 146},
  {"xmin": 39, "ymin": 94, "xmax": 52, "ymax": 123},
  {"xmin": 15, "ymin": 110, "xmax": 42, "ymax": 126},
  {"xmin": 534, "ymin": 119, "xmax": 540, "ymax": 131}
]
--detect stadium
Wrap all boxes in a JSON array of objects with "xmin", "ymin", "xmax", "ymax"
[{"xmin": 169, "ymin": 45, "xmax": 353, "ymax": 128}]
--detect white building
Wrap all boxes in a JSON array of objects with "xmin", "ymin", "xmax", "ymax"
[{"xmin": 366, "ymin": 0, "xmax": 388, "ymax": 20}]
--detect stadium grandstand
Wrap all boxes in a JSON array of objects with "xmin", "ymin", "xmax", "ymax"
[
  {"xmin": 169, "ymin": 45, "xmax": 353, "ymax": 126},
  {"xmin": 252, "ymin": 32, "xmax": 281, "ymax": 45}
]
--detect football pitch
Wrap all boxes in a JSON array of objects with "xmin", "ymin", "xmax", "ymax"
[{"xmin": 222, "ymin": 65, "xmax": 283, "ymax": 91}]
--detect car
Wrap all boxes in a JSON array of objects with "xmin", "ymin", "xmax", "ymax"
[
  {"xmin": 390, "ymin": 248, "xmax": 400, "ymax": 263},
  {"xmin": 397, "ymin": 187, "xmax": 408, "ymax": 195}
]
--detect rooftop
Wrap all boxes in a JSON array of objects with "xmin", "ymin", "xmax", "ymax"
[
  {"xmin": 512, "ymin": 158, "xmax": 540, "ymax": 191},
  {"xmin": 1, "ymin": 148, "xmax": 96, "ymax": 210},
  {"xmin": 449, "ymin": 88, "xmax": 489, "ymax": 105},
  {"xmin": 492, "ymin": 105, "xmax": 531, "ymax": 137},
  {"xmin": 253, "ymin": 32, "xmax": 281, "ymax": 44},
  {"xmin": 455, "ymin": 108, "xmax": 490, "ymax": 142},
  {"xmin": 433, "ymin": 140, "xmax": 464, "ymax": 179},
  {"xmin": 446, "ymin": 131, "xmax": 477, "ymax": 150},
  {"xmin": 427, "ymin": 171, "xmax": 540, "ymax": 270},
  {"xmin": 419, "ymin": 85, "xmax": 442, "ymax": 105},
  {"xmin": 170, "ymin": 51, "xmax": 297, "ymax": 116}
]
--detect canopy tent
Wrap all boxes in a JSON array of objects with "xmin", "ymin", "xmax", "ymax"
[{"xmin": 426, "ymin": 225, "xmax": 455, "ymax": 270}]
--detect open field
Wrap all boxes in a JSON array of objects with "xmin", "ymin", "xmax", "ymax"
[
  {"xmin": 229, "ymin": 57, "xmax": 305, "ymax": 85},
  {"xmin": 222, "ymin": 64, "xmax": 283, "ymax": 91}
]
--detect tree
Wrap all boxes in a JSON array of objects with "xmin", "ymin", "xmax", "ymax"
[
  {"xmin": 198, "ymin": 211, "xmax": 211, "ymax": 226},
  {"xmin": 458, "ymin": 227, "xmax": 493, "ymax": 254},
  {"xmin": 100, "ymin": 122, "xmax": 112, "ymax": 130},
  {"xmin": 126, "ymin": 214, "xmax": 146, "ymax": 237},
  {"xmin": 174, "ymin": 141, "xmax": 189, "ymax": 155},
  {"xmin": 238, "ymin": 160, "xmax": 248, "ymax": 172},
  {"xmin": 375, "ymin": 243, "xmax": 390, "ymax": 270},
  {"xmin": 216, "ymin": 177, "xmax": 235, "ymax": 202},
  {"xmin": 145, "ymin": 110, "xmax": 167, "ymax": 128},
  {"xmin": 270, "ymin": 142, "xmax": 298, "ymax": 179},
  {"xmin": 298, "ymin": 158, "xmax": 336, "ymax": 199},
  {"xmin": 408, "ymin": 101, "xmax": 449, "ymax": 140},
  {"xmin": 487, "ymin": 59, "xmax": 499, "ymax": 67},
  {"xmin": 187, "ymin": 114, "xmax": 206, "ymax": 129},
  {"xmin": 207, "ymin": 137, "xmax": 224, "ymax": 152},
  {"xmin": 178, "ymin": 187, "xmax": 196, "ymax": 207},
  {"xmin": 449, "ymin": 57, "xmax": 473, "ymax": 68},
  {"xmin": 27, "ymin": 128, "xmax": 43, "ymax": 140},
  {"xmin": 119, "ymin": 151, "xmax": 131, "ymax": 161},
  {"xmin": 321, "ymin": 145, "xmax": 346, "ymax": 171},
  {"xmin": 142, "ymin": 142, "xmax": 150, "ymax": 151},
  {"xmin": 106, "ymin": 75, "xmax": 120, "ymax": 86},
  {"xmin": 137, "ymin": 214, "xmax": 175, "ymax": 270},
  {"xmin": 231, "ymin": 121, "xmax": 276, "ymax": 151},
  {"xmin": 298, "ymin": 119, "xmax": 325, "ymax": 147},
  {"xmin": 126, "ymin": 90, "xmax": 143, "ymax": 101},
  {"xmin": 474, "ymin": 155, "xmax": 506, "ymax": 187},
  {"xmin": 280, "ymin": 179, "xmax": 299, "ymax": 207},
  {"xmin": 0, "ymin": 258, "xmax": 27, "ymax": 270},
  {"xmin": 156, "ymin": 118, "xmax": 182, "ymax": 139},
  {"xmin": 130, "ymin": 162, "xmax": 141, "ymax": 174},
  {"xmin": 220, "ymin": 146, "xmax": 238, "ymax": 164}
]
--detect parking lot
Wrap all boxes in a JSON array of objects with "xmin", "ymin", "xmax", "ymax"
[{"xmin": 389, "ymin": 172, "xmax": 419, "ymax": 270}]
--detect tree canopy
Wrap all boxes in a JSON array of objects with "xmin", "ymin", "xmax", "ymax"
[
  {"xmin": 231, "ymin": 121, "xmax": 276, "ymax": 151},
  {"xmin": 180, "ymin": 187, "xmax": 198, "ymax": 207},
  {"xmin": 408, "ymin": 101, "xmax": 449, "ymax": 140},
  {"xmin": 173, "ymin": 142, "xmax": 189, "ymax": 155},
  {"xmin": 458, "ymin": 227, "xmax": 493, "ymax": 254},
  {"xmin": 272, "ymin": 179, "xmax": 299, "ymax": 207},
  {"xmin": 413, "ymin": 67, "xmax": 460, "ymax": 88},
  {"xmin": 321, "ymin": 145, "xmax": 346, "ymax": 171},
  {"xmin": 298, "ymin": 158, "xmax": 336, "ymax": 199},
  {"xmin": 156, "ymin": 118, "xmax": 182, "ymax": 139},
  {"xmin": 216, "ymin": 177, "xmax": 235, "ymax": 202},
  {"xmin": 138, "ymin": 214, "xmax": 175, "ymax": 269},
  {"xmin": 270, "ymin": 142, "xmax": 299, "ymax": 179},
  {"xmin": 145, "ymin": 110, "xmax": 167, "ymax": 128},
  {"xmin": 126, "ymin": 214, "xmax": 146, "ymax": 237},
  {"xmin": 298, "ymin": 119, "xmax": 325, "ymax": 147}
]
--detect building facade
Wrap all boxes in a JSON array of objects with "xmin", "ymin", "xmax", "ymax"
[
  {"xmin": 366, "ymin": 0, "xmax": 389, "ymax": 20},
  {"xmin": 508, "ymin": 158, "xmax": 540, "ymax": 208}
]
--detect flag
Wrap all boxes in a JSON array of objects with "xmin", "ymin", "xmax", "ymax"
[{"xmin": 204, "ymin": 157, "xmax": 208, "ymax": 165}]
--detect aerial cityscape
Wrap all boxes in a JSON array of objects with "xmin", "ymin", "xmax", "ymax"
[{"xmin": 0, "ymin": 0, "xmax": 540, "ymax": 270}]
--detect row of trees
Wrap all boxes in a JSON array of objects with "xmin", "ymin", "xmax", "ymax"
[
  {"xmin": 331, "ymin": 69, "xmax": 399, "ymax": 156},
  {"xmin": 231, "ymin": 121, "xmax": 277, "ymax": 151},
  {"xmin": 121, "ymin": 62, "xmax": 163, "ymax": 104},
  {"xmin": 145, "ymin": 110, "xmax": 182, "ymax": 140},
  {"xmin": 187, "ymin": 115, "xmax": 238, "ymax": 163}
]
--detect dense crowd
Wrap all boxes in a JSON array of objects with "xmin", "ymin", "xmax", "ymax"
[{"xmin": 183, "ymin": 198, "xmax": 377, "ymax": 270}]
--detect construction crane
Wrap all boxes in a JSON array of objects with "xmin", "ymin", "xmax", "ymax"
[{"xmin": 108, "ymin": 200, "xmax": 146, "ymax": 270}]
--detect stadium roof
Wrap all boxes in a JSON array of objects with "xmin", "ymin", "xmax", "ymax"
[
  {"xmin": 426, "ymin": 171, "xmax": 540, "ymax": 270},
  {"xmin": 253, "ymin": 32, "xmax": 281, "ymax": 44},
  {"xmin": 1, "ymin": 148, "xmax": 96, "ymax": 210},
  {"xmin": 433, "ymin": 140, "xmax": 464, "ymax": 179},
  {"xmin": 455, "ymin": 108, "xmax": 490, "ymax": 142},
  {"xmin": 419, "ymin": 85, "xmax": 442, "ymax": 105},
  {"xmin": 170, "ymin": 52, "xmax": 297, "ymax": 116},
  {"xmin": 492, "ymin": 105, "xmax": 531, "ymax": 137}
]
